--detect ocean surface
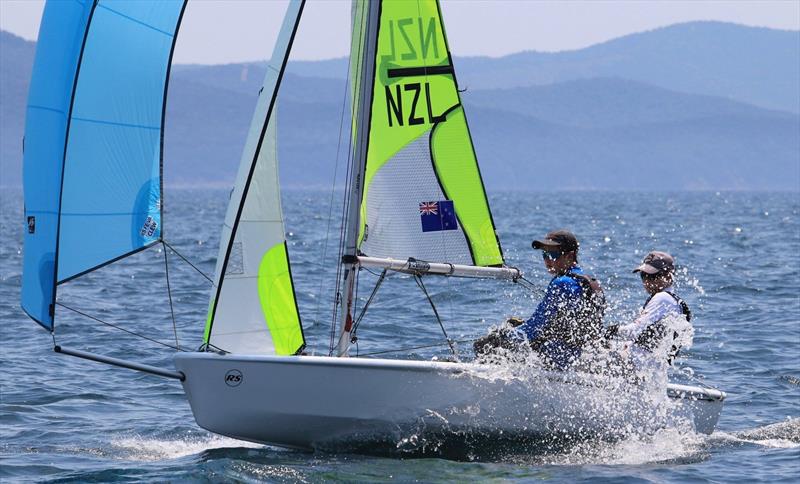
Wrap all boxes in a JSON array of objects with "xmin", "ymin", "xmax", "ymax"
[{"xmin": 1, "ymin": 188, "xmax": 798, "ymax": 482}]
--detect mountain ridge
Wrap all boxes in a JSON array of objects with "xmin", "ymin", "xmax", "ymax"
[{"xmin": 1, "ymin": 22, "xmax": 798, "ymax": 190}]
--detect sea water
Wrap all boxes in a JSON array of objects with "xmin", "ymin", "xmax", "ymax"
[{"xmin": 1, "ymin": 188, "xmax": 798, "ymax": 482}]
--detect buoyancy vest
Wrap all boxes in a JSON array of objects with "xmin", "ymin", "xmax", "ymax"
[
  {"xmin": 534, "ymin": 271, "xmax": 606, "ymax": 350},
  {"xmin": 634, "ymin": 290, "xmax": 691, "ymax": 363}
]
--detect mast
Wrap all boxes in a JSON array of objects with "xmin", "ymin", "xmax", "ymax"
[{"xmin": 335, "ymin": 0, "xmax": 381, "ymax": 356}]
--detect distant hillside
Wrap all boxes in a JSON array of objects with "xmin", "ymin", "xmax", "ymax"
[
  {"xmin": 0, "ymin": 31, "xmax": 34, "ymax": 187},
  {"xmin": 2, "ymin": 22, "xmax": 799, "ymax": 191},
  {"xmin": 162, "ymin": 72, "xmax": 346, "ymax": 188},
  {"xmin": 464, "ymin": 105, "xmax": 799, "ymax": 190},
  {"xmin": 464, "ymin": 78, "xmax": 795, "ymax": 128},
  {"xmin": 164, "ymin": 72, "xmax": 800, "ymax": 190},
  {"xmin": 288, "ymin": 22, "xmax": 800, "ymax": 114}
]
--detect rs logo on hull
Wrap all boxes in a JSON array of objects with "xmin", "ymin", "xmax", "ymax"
[{"xmin": 224, "ymin": 369, "xmax": 243, "ymax": 387}]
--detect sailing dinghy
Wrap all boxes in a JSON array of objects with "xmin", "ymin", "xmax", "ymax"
[{"xmin": 22, "ymin": 0, "xmax": 725, "ymax": 451}]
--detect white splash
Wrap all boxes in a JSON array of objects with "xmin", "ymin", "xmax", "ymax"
[
  {"xmin": 109, "ymin": 433, "xmax": 265, "ymax": 461},
  {"xmin": 552, "ymin": 427, "xmax": 706, "ymax": 466},
  {"xmin": 719, "ymin": 417, "xmax": 800, "ymax": 449}
]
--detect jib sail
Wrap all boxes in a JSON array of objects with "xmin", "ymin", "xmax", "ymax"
[
  {"xmin": 21, "ymin": 0, "xmax": 186, "ymax": 329},
  {"xmin": 202, "ymin": 0, "xmax": 306, "ymax": 356},
  {"xmin": 356, "ymin": 0, "xmax": 504, "ymax": 267}
]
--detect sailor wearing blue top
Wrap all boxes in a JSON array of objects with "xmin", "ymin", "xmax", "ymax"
[{"xmin": 517, "ymin": 230, "xmax": 606, "ymax": 369}]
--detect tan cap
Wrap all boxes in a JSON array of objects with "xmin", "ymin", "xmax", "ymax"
[{"xmin": 633, "ymin": 251, "xmax": 675, "ymax": 275}]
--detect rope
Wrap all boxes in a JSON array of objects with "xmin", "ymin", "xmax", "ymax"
[
  {"xmin": 516, "ymin": 275, "xmax": 544, "ymax": 295},
  {"xmin": 162, "ymin": 241, "xmax": 180, "ymax": 350},
  {"xmin": 162, "ymin": 240, "xmax": 212, "ymax": 283},
  {"xmin": 56, "ymin": 302, "xmax": 184, "ymax": 352},
  {"xmin": 414, "ymin": 275, "xmax": 457, "ymax": 358}
]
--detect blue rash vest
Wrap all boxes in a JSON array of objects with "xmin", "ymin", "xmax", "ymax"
[{"xmin": 517, "ymin": 265, "xmax": 587, "ymax": 368}]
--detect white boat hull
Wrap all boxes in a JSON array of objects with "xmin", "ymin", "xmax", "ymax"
[{"xmin": 174, "ymin": 353, "xmax": 725, "ymax": 451}]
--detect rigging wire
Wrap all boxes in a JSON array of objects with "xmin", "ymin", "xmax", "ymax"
[
  {"xmin": 413, "ymin": 275, "xmax": 457, "ymax": 358},
  {"xmin": 339, "ymin": 261, "xmax": 539, "ymax": 358},
  {"xmin": 313, "ymin": 30, "xmax": 359, "ymax": 333},
  {"xmin": 56, "ymin": 302, "xmax": 184, "ymax": 351},
  {"xmin": 46, "ymin": 240, "xmax": 205, "ymax": 356},
  {"xmin": 350, "ymin": 268, "xmax": 387, "ymax": 339},
  {"xmin": 330, "ymin": 132, "xmax": 354, "ymax": 354},
  {"xmin": 162, "ymin": 241, "xmax": 180, "ymax": 350},
  {"xmin": 516, "ymin": 275, "xmax": 544, "ymax": 295},
  {"xmin": 162, "ymin": 240, "xmax": 212, "ymax": 283},
  {"xmin": 412, "ymin": 0, "xmax": 459, "ymax": 358},
  {"xmin": 329, "ymin": 3, "xmax": 368, "ymax": 356},
  {"xmin": 329, "ymin": 78, "xmax": 358, "ymax": 354},
  {"xmin": 357, "ymin": 337, "xmax": 478, "ymax": 358}
]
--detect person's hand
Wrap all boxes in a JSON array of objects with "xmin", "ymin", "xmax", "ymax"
[{"xmin": 506, "ymin": 317, "xmax": 525, "ymax": 327}]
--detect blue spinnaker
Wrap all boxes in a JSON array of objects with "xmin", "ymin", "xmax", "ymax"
[{"xmin": 22, "ymin": 0, "xmax": 186, "ymax": 330}]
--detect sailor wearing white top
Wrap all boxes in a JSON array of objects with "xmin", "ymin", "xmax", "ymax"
[
  {"xmin": 617, "ymin": 289, "xmax": 686, "ymax": 342},
  {"xmin": 629, "ymin": 251, "xmax": 692, "ymax": 363}
]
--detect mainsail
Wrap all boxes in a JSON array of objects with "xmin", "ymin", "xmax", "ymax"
[
  {"xmin": 21, "ymin": 0, "xmax": 186, "ymax": 329},
  {"xmin": 356, "ymin": 0, "xmax": 504, "ymax": 267},
  {"xmin": 203, "ymin": 0, "xmax": 306, "ymax": 356},
  {"xmin": 336, "ymin": 0, "xmax": 512, "ymax": 355}
]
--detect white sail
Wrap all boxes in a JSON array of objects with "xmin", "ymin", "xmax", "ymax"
[{"xmin": 204, "ymin": 1, "xmax": 305, "ymax": 355}]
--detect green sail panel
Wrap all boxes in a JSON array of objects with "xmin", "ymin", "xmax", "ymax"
[
  {"xmin": 204, "ymin": 1, "xmax": 305, "ymax": 355},
  {"xmin": 357, "ymin": 0, "xmax": 503, "ymax": 267},
  {"xmin": 257, "ymin": 242, "xmax": 303, "ymax": 356}
]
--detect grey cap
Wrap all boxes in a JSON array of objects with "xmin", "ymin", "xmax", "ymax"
[
  {"xmin": 532, "ymin": 229, "xmax": 579, "ymax": 252},
  {"xmin": 633, "ymin": 251, "xmax": 675, "ymax": 275}
]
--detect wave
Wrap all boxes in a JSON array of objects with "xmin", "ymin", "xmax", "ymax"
[{"xmin": 107, "ymin": 433, "xmax": 266, "ymax": 462}]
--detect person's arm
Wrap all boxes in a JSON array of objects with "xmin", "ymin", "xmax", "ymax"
[{"xmin": 517, "ymin": 277, "xmax": 579, "ymax": 341}]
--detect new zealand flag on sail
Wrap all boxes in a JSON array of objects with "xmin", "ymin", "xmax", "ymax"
[{"xmin": 419, "ymin": 200, "xmax": 458, "ymax": 232}]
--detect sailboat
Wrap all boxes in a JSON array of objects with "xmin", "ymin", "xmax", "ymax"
[{"xmin": 21, "ymin": 0, "xmax": 725, "ymax": 451}]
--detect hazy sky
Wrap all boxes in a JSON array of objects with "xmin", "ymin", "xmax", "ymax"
[{"xmin": 2, "ymin": 0, "xmax": 799, "ymax": 64}]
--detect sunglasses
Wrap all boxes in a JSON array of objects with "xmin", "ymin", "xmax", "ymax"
[
  {"xmin": 639, "ymin": 271, "xmax": 662, "ymax": 280},
  {"xmin": 541, "ymin": 250, "xmax": 563, "ymax": 261}
]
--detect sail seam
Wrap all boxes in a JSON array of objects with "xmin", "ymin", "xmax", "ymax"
[
  {"xmin": 26, "ymin": 105, "xmax": 66, "ymax": 116},
  {"xmin": 60, "ymin": 211, "xmax": 157, "ymax": 216},
  {"xmin": 230, "ymin": 218, "xmax": 285, "ymax": 223},
  {"xmin": 97, "ymin": 4, "xmax": 176, "ymax": 37},
  {"xmin": 71, "ymin": 116, "xmax": 160, "ymax": 130}
]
